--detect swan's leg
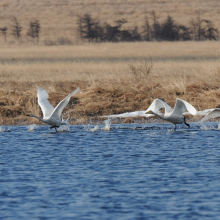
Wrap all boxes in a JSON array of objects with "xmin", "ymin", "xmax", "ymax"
[
  {"xmin": 174, "ymin": 124, "xmax": 176, "ymax": 131},
  {"xmin": 184, "ymin": 117, "xmax": 190, "ymax": 128},
  {"xmin": 50, "ymin": 126, "xmax": 59, "ymax": 131}
]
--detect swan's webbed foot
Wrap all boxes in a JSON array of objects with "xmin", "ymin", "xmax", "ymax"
[
  {"xmin": 50, "ymin": 126, "xmax": 59, "ymax": 132},
  {"xmin": 184, "ymin": 117, "xmax": 190, "ymax": 128}
]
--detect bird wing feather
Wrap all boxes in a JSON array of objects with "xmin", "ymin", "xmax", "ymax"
[
  {"xmin": 172, "ymin": 98, "xmax": 197, "ymax": 116},
  {"xmin": 200, "ymin": 108, "xmax": 220, "ymax": 122},
  {"xmin": 145, "ymin": 98, "xmax": 173, "ymax": 115},
  {"xmin": 50, "ymin": 87, "xmax": 80, "ymax": 120},
  {"xmin": 37, "ymin": 87, "xmax": 54, "ymax": 118}
]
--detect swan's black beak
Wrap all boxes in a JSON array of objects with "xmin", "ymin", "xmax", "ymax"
[{"xmin": 26, "ymin": 114, "xmax": 30, "ymax": 117}]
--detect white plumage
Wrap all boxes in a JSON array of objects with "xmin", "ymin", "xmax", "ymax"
[
  {"xmin": 200, "ymin": 108, "xmax": 220, "ymax": 122},
  {"xmin": 27, "ymin": 87, "xmax": 80, "ymax": 130},
  {"xmin": 145, "ymin": 98, "xmax": 197, "ymax": 130},
  {"xmin": 37, "ymin": 87, "xmax": 55, "ymax": 118}
]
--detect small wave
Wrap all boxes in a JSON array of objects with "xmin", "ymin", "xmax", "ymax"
[{"xmin": 28, "ymin": 124, "xmax": 38, "ymax": 132}]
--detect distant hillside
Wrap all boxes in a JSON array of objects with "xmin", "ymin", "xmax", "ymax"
[{"xmin": 0, "ymin": 0, "xmax": 219, "ymax": 44}]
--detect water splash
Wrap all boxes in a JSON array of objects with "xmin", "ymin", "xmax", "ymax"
[
  {"xmin": 61, "ymin": 113, "xmax": 70, "ymax": 123},
  {"xmin": 83, "ymin": 124, "xmax": 92, "ymax": 132},
  {"xmin": 57, "ymin": 124, "xmax": 70, "ymax": 132},
  {"xmin": 90, "ymin": 125, "xmax": 99, "ymax": 132},
  {"xmin": 0, "ymin": 127, "xmax": 5, "ymax": 132},
  {"xmin": 200, "ymin": 123, "xmax": 214, "ymax": 131},
  {"xmin": 218, "ymin": 124, "xmax": 220, "ymax": 130},
  {"xmin": 102, "ymin": 118, "xmax": 111, "ymax": 131},
  {"xmin": 28, "ymin": 124, "xmax": 38, "ymax": 132},
  {"xmin": 56, "ymin": 115, "xmax": 71, "ymax": 132}
]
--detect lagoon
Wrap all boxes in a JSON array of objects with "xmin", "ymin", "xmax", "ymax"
[{"xmin": 0, "ymin": 123, "xmax": 220, "ymax": 219}]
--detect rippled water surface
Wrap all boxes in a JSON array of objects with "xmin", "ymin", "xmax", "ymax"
[{"xmin": 0, "ymin": 123, "xmax": 220, "ymax": 219}]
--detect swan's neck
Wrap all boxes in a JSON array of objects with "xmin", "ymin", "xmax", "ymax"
[
  {"xmin": 151, "ymin": 111, "xmax": 166, "ymax": 120},
  {"xmin": 31, "ymin": 114, "xmax": 46, "ymax": 123}
]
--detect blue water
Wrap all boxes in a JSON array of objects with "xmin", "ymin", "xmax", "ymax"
[{"xmin": 0, "ymin": 123, "xmax": 220, "ymax": 220}]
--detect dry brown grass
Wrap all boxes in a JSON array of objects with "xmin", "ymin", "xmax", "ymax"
[
  {"xmin": 0, "ymin": 42, "xmax": 219, "ymax": 125},
  {"xmin": 0, "ymin": 0, "xmax": 219, "ymax": 44},
  {"xmin": 0, "ymin": 41, "xmax": 219, "ymax": 59}
]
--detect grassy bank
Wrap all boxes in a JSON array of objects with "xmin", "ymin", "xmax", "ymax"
[{"xmin": 0, "ymin": 42, "xmax": 220, "ymax": 125}]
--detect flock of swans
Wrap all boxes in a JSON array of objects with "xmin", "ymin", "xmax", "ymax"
[
  {"xmin": 106, "ymin": 98, "xmax": 220, "ymax": 130},
  {"xmin": 25, "ymin": 86, "xmax": 220, "ymax": 131}
]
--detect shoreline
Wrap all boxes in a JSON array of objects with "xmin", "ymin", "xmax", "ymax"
[{"xmin": 0, "ymin": 112, "xmax": 212, "ymax": 126}]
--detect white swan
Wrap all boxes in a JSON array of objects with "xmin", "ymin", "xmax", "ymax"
[
  {"xmin": 145, "ymin": 98, "xmax": 197, "ymax": 130},
  {"xmin": 200, "ymin": 108, "xmax": 220, "ymax": 122},
  {"xmin": 27, "ymin": 86, "xmax": 80, "ymax": 131}
]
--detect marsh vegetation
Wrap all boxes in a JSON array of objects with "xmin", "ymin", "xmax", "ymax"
[{"xmin": 0, "ymin": 42, "xmax": 219, "ymax": 125}]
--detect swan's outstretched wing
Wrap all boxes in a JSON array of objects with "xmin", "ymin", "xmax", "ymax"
[
  {"xmin": 102, "ymin": 111, "xmax": 146, "ymax": 118},
  {"xmin": 200, "ymin": 108, "xmax": 220, "ymax": 122},
  {"xmin": 172, "ymin": 98, "xmax": 197, "ymax": 116},
  {"xmin": 38, "ymin": 87, "xmax": 54, "ymax": 118},
  {"xmin": 103, "ymin": 99, "xmax": 168, "ymax": 118},
  {"xmin": 185, "ymin": 108, "xmax": 214, "ymax": 116},
  {"xmin": 145, "ymin": 98, "xmax": 173, "ymax": 115},
  {"xmin": 50, "ymin": 87, "xmax": 80, "ymax": 120}
]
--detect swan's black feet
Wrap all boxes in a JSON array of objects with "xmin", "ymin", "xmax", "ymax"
[
  {"xmin": 184, "ymin": 117, "xmax": 190, "ymax": 128},
  {"xmin": 50, "ymin": 126, "xmax": 59, "ymax": 132},
  {"xmin": 174, "ymin": 125, "xmax": 177, "ymax": 131}
]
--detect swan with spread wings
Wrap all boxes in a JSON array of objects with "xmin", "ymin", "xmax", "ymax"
[
  {"xmin": 27, "ymin": 86, "xmax": 80, "ymax": 131},
  {"xmin": 145, "ymin": 98, "xmax": 197, "ymax": 130},
  {"xmin": 200, "ymin": 108, "xmax": 220, "ymax": 122}
]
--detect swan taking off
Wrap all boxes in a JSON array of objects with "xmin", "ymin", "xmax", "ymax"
[
  {"xmin": 27, "ymin": 86, "xmax": 80, "ymax": 131},
  {"xmin": 200, "ymin": 108, "xmax": 220, "ymax": 122},
  {"xmin": 145, "ymin": 98, "xmax": 197, "ymax": 130}
]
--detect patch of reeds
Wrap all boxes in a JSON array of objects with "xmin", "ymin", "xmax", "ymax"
[{"xmin": 0, "ymin": 42, "xmax": 219, "ymax": 125}]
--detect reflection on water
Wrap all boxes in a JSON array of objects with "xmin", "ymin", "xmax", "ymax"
[{"xmin": 0, "ymin": 122, "xmax": 220, "ymax": 219}]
